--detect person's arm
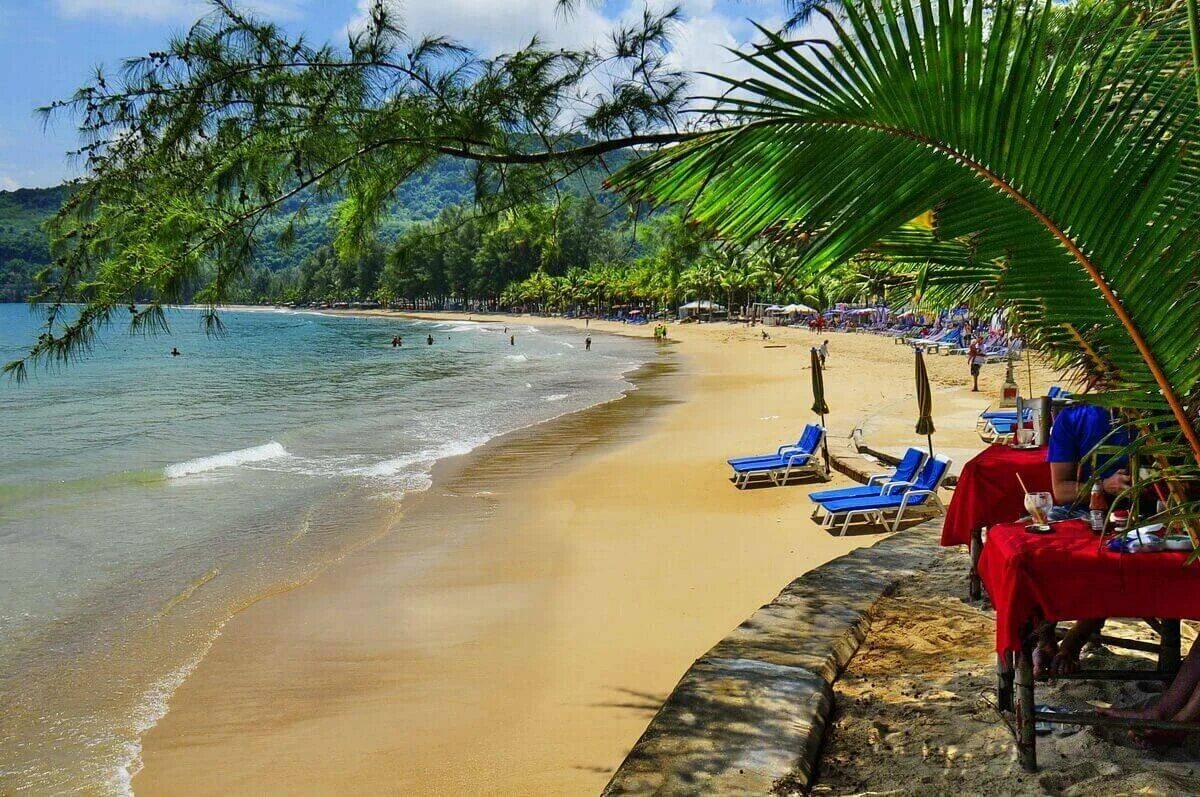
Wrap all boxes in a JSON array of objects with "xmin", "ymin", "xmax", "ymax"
[{"xmin": 1049, "ymin": 462, "xmax": 1130, "ymax": 505}]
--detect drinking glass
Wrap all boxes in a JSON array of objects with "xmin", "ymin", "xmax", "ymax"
[{"xmin": 1024, "ymin": 491, "xmax": 1053, "ymax": 525}]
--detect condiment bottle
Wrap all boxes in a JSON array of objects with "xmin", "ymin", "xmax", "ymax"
[{"xmin": 1089, "ymin": 483, "xmax": 1108, "ymax": 533}]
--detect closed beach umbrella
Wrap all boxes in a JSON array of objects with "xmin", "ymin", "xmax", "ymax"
[
  {"xmin": 811, "ymin": 347, "xmax": 831, "ymax": 474},
  {"xmin": 915, "ymin": 348, "xmax": 935, "ymax": 456}
]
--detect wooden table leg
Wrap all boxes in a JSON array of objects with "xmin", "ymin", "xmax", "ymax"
[
  {"xmin": 997, "ymin": 652, "xmax": 1014, "ymax": 712},
  {"xmin": 969, "ymin": 527, "xmax": 984, "ymax": 601},
  {"xmin": 1159, "ymin": 619, "xmax": 1182, "ymax": 674},
  {"xmin": 1015, "ymin": 646, "xmax": 1037, "ymax": 772}
]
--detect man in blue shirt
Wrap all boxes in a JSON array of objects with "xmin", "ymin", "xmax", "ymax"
[
  {"xmin": 1047, "ymin": 403, "xmax": 1131, "ymax": 507},
  {"xmin": 1037, "ymin": 403, "xmax": 1131, "ymax": 676}
]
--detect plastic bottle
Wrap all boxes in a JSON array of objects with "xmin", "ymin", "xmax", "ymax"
[{"xmin": 1089, "ymin": 483, "xmax": 1107, "ymax": 533}]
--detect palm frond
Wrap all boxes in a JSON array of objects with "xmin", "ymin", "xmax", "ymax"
[{"xmin": 614, "ymin": 0, "xmax": 1200, "ymax": 467}]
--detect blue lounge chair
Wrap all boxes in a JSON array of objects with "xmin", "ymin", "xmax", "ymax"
[
  {"xmin": 727, "ymin": 425, "xmax": 825, "ymax": 488},
  {"xmin": 807, "ymin": 447, "xmax": 927, "ymax": 505},
  {"xmin": 728, "ymin": 424, "xmax": 821, "ymax": 467},
  {"xmin": 813, "ymin": 455, "xmax": 954, "ymax": 535}
]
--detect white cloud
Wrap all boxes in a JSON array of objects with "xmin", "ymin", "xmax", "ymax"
[
  {"xmin": 347, "ymin": 0, "xmax": 786, "ymax": 119},
  {"xmin": 54, "ymin": 0, "xmax": 303, "ymax": 24},
  {"xmin": 349, "ymin": 0, "xmax": 612, "ymax": 53},
  {"xmin": 0, "ymin": 175, "xmax": 20, "ymax": 192}
]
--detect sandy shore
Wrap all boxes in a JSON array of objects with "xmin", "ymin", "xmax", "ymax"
[
  {"xmin": 815, "ymin": 548, "xmax": 1200, "ymax": 795},
  {"xmin": 135, "ymin": 314, "xmax": 1060, "ymax": 794}
]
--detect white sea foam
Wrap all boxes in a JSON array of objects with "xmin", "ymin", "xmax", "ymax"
[
  {"xmin": 164, "ymin": 442, "xmax": 289, "ymax": 479},
  {"xmin": 112, "ymin": 625, "xmax": 224, "ymax": 796},
  {"xmin": 505, "ymin": 354, "xmax": 529, "ymax": 362},
  {"xmin": 543, "ymin": 394, "xmax": 569, "ymax": 402},
  {"xmin": 347, "ymin": 436, "xmax": 489, "ymax": 479}
]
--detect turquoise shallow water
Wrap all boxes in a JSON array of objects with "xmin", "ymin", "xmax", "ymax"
[{"xmin": 0, "ymin": 304, "xmax": 651, "ymax": 793}]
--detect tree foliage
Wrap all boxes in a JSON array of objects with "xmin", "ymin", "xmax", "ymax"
[
  {"xmin": 7, "ymin": 0, "xmax": 699, "ymax": 377},
  {"xmin": 615, "ymin": 0, "xmax": 1200, "ymax": 518}
]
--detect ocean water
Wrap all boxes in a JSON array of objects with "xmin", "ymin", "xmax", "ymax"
[{"xmin": 0, "ymin": 304, "xmax": 651, "ymax": 793}]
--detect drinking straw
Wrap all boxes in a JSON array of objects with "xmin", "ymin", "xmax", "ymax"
[{"xmin": 1016, "ymin": 472, "xmax": 1030, "ymax": 497}]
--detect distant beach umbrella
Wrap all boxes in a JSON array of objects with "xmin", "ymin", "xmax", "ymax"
[
  {"xmin": 811, "ymin": 347, "xmax": 831, "ymax": 475},
  {"xmin": 915, "ymin": 348, "xmax": 936, "ymax": 457}
]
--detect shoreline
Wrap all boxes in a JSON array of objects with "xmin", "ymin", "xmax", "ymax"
[{"xmin": 134, "ymin": 311, "xmax": 1060, "ymax": 793}]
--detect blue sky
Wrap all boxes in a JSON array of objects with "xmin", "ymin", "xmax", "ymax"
[{"xmin": 0, "ymin": 0, "xmax": 786, "ymax": 190}]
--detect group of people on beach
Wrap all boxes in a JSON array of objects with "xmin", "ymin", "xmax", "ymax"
[{"xmin": 653, "ymin": 324, "xmax": 668, "ymax": 341}]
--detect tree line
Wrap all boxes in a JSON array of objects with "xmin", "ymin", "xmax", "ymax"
[{"xmin": 233, "ymin": 195, "xmax": 898, "ymax": 315}]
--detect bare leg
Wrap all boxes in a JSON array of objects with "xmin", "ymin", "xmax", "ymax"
[
  {"xmin": 1034, "ymin": 623, "xmax": 1059, "ymax": 678},
  {"xmin": 1106, "ymin": 644, "xmax": 1200, "ymax": 721},
  {"xmin": 1051, "ymin": 619, "xmax": 1105, "ymax": 675}
]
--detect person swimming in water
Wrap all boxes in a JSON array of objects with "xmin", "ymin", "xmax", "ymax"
[
  {"xmin": 170, "ymin": 347, "xmax": 181, "ymax": 356},
  {"xmin": 585, "ymin": 336, "xmax": 592, "ymax": 351},
  {"xmin": 391, "ymin": 336, "xmax": 399, "ymax": 347},
  {"xmin": 427, "ymin": 334, "xmax": 434, "ymax": 345},
  {"xmin": 509, "ymin": 335, "xmax": 515, "ymax": 346}
]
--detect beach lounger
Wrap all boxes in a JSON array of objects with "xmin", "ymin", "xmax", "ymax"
[
  {"xmin": 806, "ymin": 447, "xmax": 927, "ymax": 505},
  {"xmin": 727, "ymin": 425, "xmax": 825, "ymax": 488},
  {"xmin": 813, "ymin": 454, "xmax": 953, "ymax": 535},
  {"xmin": 727, "ymin": 424, "xmax": 820, "ymax": 467}
]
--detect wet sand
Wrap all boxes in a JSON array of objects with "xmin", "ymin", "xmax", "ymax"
[{"xmin": 136, "ymin": 316, "xmax": 1060, "ymax": 794}]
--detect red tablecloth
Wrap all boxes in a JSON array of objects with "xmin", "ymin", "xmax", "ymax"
[
  {"xmin": 977, "ymin": 519, "xmax": 1200, "ymax": 654},
  {"xmin": 941, "ymin": 445, "xmax": 1052, "ymax": 546}
]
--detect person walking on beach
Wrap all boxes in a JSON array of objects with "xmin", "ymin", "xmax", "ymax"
[
  {"xmin": 585, "ymin": 336, "xmax": 592, "ymax": 351},
  {"xmin": 819, "ymin": 340, "xmax": 829, "ymax": 367},
  {"xmin": 967, "ymin": 337, "xmax": 985, "ymax": 391},
  {"xmin": 426, "ymin": 334, "xmax": 434, "ymax": 346}
]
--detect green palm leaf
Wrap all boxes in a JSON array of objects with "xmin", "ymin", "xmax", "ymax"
[{"xmin": 615, "ymin": 0, "xmax": 1200, "ymax": 464}]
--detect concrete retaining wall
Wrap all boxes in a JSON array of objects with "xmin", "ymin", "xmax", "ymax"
[{"xmin": 604, "ymin": 520, "xmax": 942, "ymax": 795}]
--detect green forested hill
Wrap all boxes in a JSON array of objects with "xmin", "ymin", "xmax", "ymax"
[
  {"xmin": 0, "ymin": 157, "xmax": 610, "ymax": 301},
  {"xmin": 0, "ymin": 186, "xmax": 68, "ymax": 301}
]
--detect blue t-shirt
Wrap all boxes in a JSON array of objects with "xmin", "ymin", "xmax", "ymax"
[{"xmin": 1047, "ymin": 404, "xmax": 1128, "ymax": 480}]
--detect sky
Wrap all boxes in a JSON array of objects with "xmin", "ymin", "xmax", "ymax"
[{"xmin": 0, "ymin": 0, "xmax": 790, "ymax": 190}]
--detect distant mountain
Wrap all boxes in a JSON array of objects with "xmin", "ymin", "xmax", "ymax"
[{"xmin": 0, "ymin": 156, "xmax": 619, "ymax": 301}]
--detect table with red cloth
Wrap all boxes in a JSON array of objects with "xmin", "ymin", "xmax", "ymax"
[
  {"xmin": 941, "ymin": 444, "xmax": 1052, "ymax": 547},
  {"xmin": 978, "ymin": 519, "xmax": 1200, "ymax": 655}
]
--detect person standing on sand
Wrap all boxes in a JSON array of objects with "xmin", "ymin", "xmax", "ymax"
[
  {"xmin": 967, "ymin": 337, "xmax": 984, "ymax": 391},
  {"xmin": 819, "ymin": 340, "xmax": 829, "ymax": 367},
  {"xmin": 585, "ymin": 336, "xmax": 592, "ymax": 351}
]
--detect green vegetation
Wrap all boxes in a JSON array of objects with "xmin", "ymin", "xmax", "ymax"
[
  {"xmin": 0, "ymin": 187, "xmax": 67, "ymax": 301},
  {"xmin": 617, "ymin": 0, "xmax": 1200, "ymax": 510}
]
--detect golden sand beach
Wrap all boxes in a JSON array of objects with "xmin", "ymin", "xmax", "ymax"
[{"xmin": 134, "ymin": 315, "xmax": 1058, "ymax": 794}]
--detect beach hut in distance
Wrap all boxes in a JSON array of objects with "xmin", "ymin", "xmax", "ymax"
[{"xmin": 677, "ymin": 300, "xmax": 726, "ymax": 320}]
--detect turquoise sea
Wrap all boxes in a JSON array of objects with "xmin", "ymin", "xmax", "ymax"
[{"xmin": 0, "ymin": 303, "xmax": 652, "ymax": 793}]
